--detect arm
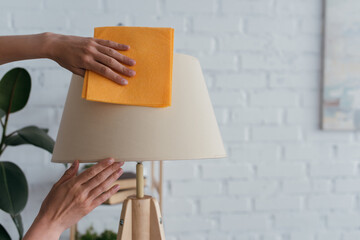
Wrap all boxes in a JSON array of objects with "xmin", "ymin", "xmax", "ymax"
[
  {"xmin": 24, "ymin": 158, "xmax": 124, "ymax": 240},
  {"xmin": 0, "ymin": 32, "xmax": 136, "ymax": 85}
]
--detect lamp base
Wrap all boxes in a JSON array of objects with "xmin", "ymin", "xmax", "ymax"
[{"xmin": 117, "ymin": 195, "xmax": 165, "ymax": 240}]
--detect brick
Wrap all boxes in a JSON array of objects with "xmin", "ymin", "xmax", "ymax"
[
  {"xmin": 286, "ymin": 108, "xmax": 319, "ymax": 125},
  {"xmin": 310, "ymin": 162, "xmax": 357, "ymax": 177},
  {"xmin": 232, "ymin": 108, "xmax": 281, "ymax": 124},
  {"xmin": 106, "ymin": 0, "xmax": 158, "ymax": 14},
  {"xmin": 221, "ymin": 214, "xmax": 271, "ymax": 231},
  {"xmin": 0, "ymin": 11, "xmax": 10, "ymax": 29},
  {"xmin": 166, "ymin": 0, "xmax": 216, "ymax": 13},
  {"xmin": 216, "ymin": 73, "xmax": 267, "ymax": 89},
  {"xmin": 335, "ymin": 179, "xmax": 360, "ymax": 193},
  {"xmin": 250, "ymin": 90, "xmax": 299, "ymax": 107},
  {"xmin": 198, "ymin": 53, "xmax": 237, "ymax": 71},
  {"xmin": 219, "ymin": 125, "xmax": 247, "ymax": 142},
  {"xmin": 242, "ymin": 53, "xmax": 294, "ymax": 71},
  {"xmin": 134, "ymin": 16, "xmax": 186, "ymax": 31},
  {"xmin": 175, "ymin": 34, "xmax": 215, "ymax": 51},
  {"xmin": 257, "ymin": 162, "xmax": 306, "ymax": 178},
  {"xmin": 246, "ymin": 17, "xmax": 297, "ymax": 35},
  {"xmin": 343, "ymin": 232, "xmax": 360, "ymax": 240},
  {"xmin": 282, "ymin": 180, "xmax": 331, "ymax": 194},
  {"xmin": 316, "ymin": 232, "xmax": 342, "ymax": 240},
  {"xmin": 163, "ymin": 162, "xmax": 197, "ymax": 180},
  {"xmin": 165, "ymin": 216, "xmax": 215, "ymax": 233},
  {"xmin": 209, "ymin": 91, "xmax": 246, "ymax": 107},
  {"xmin": 269, "ymin": 72, "xmax": 319, "ymax": 89},
  {"xmin": 275, "ymin": 0, "xmax": 322, "ymax": 17},
  {"xmin": 328, "ymin": 213, "xmax": 360, "ymax": 228},
  {"xmin": 13, "ymin": 11, "xmax": 68, "ymax": 30},
  {"xmin": 44, "ymin": 0, "xmax": 101, "ymax": 10},
  {"xmin": 69, "ymin": 12, "xmax": 130, "ymax": 30},
  {"xmin": 271, "ymin": 35, "xmax": 320, "ymax": 53},
  {"xmin": 202, "ymin": 164, "xmax": 253, "ymax": 179},
  {"xmin": 229, "ymin": 180, "xmax": 279, "ymax": 196},
  {"xmin": 252, "ymin": 126, "xmax": 301, "ymax": 141},
  {"xmin": 194, "ymin": 16, "xmax": 242, "ymax": 33},
  {"xmin": 337, "ymin": 145, "xmax": 360, "ymax": 159},
  {"xmin": 230, "ymin": 143, "xmax": 280, "ymax": 162},
  {"xmin": 308, "ymin": 195, "xmax": 355, "ymax": 210},
  {"xmin": 255, "ymin": 196, "xmax": 302, "ymax": 211},
  {"xmin": 275, "ymin": 213, "xmax": 323, "ymax": 230},
  {"xmin": 222, "ymin": 0, "xmax": 272, "ymax": 15},
  {"xmin": 163, "ymin": 198, "xmax": 195, "ymax": 215},
  {"xmin": 201, "ymin": 197, "xmax": 251, "ymax": 213},
  {"xmin": 220, "ymin": 35, "xmax": 268, "ymax": 51},
  {"xmin": 300, "ymin": 18, "xmax": 322, "ymax": 35},
  {"xmin": 171, "ymin": 180, "xmax": 222, "ymax": 196},
  {"xmin": 284, "ymin": 144, "xmax": 332, "ymax": 160}
]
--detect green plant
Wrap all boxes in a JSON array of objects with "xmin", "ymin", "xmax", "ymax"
[
  {"xmin": 77, "ymin": 226, "xmax": 117, "ymax": 240},
  {"xmin": 0, "ymin": 68, "xmax": 55, "ymax": 240}
]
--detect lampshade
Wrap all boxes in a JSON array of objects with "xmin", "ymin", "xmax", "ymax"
[{"xmin": 51, "ymin": 53, "xmax": 226, "ymax": 163}]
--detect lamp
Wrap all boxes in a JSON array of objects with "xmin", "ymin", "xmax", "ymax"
[{"xmin": 51, "ymin": 53, "xmax": 227, "ymax": 240}]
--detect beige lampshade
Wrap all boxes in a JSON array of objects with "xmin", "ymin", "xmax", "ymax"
[{"xmin": 51, "ymin": 53, "xmax": 226, "ymax": 163}]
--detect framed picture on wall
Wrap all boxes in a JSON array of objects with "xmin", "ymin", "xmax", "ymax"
[{"xmin": 323, "ymin": 0, "xmax": 360, "ymax": 130}]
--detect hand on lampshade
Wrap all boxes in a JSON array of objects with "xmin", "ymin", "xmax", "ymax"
[
  {"xmin": 46, "ymin": 33, "xmax": 136, "ymax": 85},
  {"xmin": 23, "ymin": 158, "xmax": 124, "ymax": 240},
  {"xmin": 0, "ymin": 32, "xmax": 136, "ymax": 86}
]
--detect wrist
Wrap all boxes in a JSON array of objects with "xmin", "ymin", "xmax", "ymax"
[
  {"xmin": 40, "ymin": 32, "xmax": 58, "ymax": 60},
  {"xmin": 24, "ymin": 212, "xmax": 63, "ymax": 240}
]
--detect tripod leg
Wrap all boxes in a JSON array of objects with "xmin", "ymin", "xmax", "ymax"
[
  {"xmin": 117, "ymin": 198, "xmax": 132, "ymax": 240},
  {"xmin": 150, "ymin": 198, "xmax": 165, "ymax": 240}
]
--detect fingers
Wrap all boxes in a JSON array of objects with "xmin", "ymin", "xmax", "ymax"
[
  {"xmin": 87, "ymin": 166, "xmax": 123, "ymax": 201},
  {"xmin": 76, "ymin": 158, "xmax": 115, "ymax": 184},
  {"xmin": 88, "ymin": 60, "xmax": 129, "ymax": 85},
  {"xmin": 55, "ymin": 160, "xmax": 79, "ymax": 187},
  {"xmin": 93, "ymin": 51, "xmax": 136, "ymax": 78},
  {"xmin": 92, "ymin": 184, "xmax": 121, "ymax": 206},
  {"xmin": 94, "ymin": 38, "xmax": 130, "ymax": 51},
  {"xmin": 96, "ymin": 45, "xmax": 136, "ymax": 66},
  {"xmin": 82, "ymin": 161, "xmax": 124, "ymax": 191}
]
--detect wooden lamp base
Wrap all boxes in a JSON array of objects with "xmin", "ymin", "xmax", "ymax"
[
  {"xmin": 117, "ymin": 162, "xmax": 165, "ymax": 240},
  {"xmin": 117, "ymin": 195, "xmax": 165, "ymax": 240}
]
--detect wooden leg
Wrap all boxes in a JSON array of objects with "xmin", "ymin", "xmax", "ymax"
[
  {"xmin": 117, "ymin": 195, "xmax": 165, "ymax": 240},
  {"xmin": 70, "ymin": 224, "xmax": 77, "ymax": 240}
]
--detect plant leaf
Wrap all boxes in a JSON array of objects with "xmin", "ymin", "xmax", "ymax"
[
  {"xmin": 0, "ymin": 224, "xmax": 11, "ymax": 240},
  {"xmin": 4, "ymin": 126, "xmax": 54, "ymax": 153},
  {"xmin": 0, "ymin": 161, "xmax": 28, "ymax": 215},
  {"xmin": 4, "ymin": 134, "xmax": 27, "ymax": 146},
  {"xmin": 0, "ymin": 68, "xmax": 31, "ymax": 114}
]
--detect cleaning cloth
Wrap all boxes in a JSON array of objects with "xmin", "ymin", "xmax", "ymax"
[{"xmin": 82, "ymin": 26, "xmax": 174, "ymax": 107}]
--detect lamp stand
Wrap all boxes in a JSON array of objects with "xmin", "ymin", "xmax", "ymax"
[{"xmin": 117, "ymin": 162, "xmax": 165, "ymax": 240}]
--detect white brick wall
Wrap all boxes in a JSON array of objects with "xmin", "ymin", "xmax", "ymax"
[{"xmin": 2, "ymin": 0, "xmax": 360, "ymax": 240}]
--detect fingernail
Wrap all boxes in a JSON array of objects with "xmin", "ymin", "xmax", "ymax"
[
  {"xmin": 115, "ymin": 184, "xmax": 121, "ymax": 190},
  {"xmin": 107, "ymin": 158, "xmax": 114, "ymax": 164},
  {"xmin": 120, "ymin": 79, "xmax": 128, "ymax": 85},
  {"xmin": 130, "ymin": 70, "xmax": 136, "ymax": 76},
  {"xmin": 130, "ymin": 60, "xmax": 136, "ymax": 65},
  {"xmin": 117, "ymin": 168, "xmax": 123, "ymax": 174}
]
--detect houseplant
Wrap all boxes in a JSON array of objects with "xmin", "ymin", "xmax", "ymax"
[{"xmin": 0, "ymin": 68, "xmax": 55, "ymax": 240}]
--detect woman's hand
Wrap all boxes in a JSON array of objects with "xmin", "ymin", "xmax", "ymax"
[
  {"xmin": 45, "ymin": 32, "xmax": 136, "ymax": 85},
  {"xmin": 23, "ymin": 158, "xmax": 124, "ymax": 240}
]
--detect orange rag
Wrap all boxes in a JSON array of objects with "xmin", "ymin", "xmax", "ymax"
[{"xmin": 82, "ymin": 26, "xmax": 174, "ymax": 107}]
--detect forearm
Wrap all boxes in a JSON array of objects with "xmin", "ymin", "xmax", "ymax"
[
  {"xmin": 23, "ymin": 213, "xmax": 63, "ymax": 240},
  {"xmin": 0, "ymin": 32, "xmax": 52, "ymax": 64}
]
